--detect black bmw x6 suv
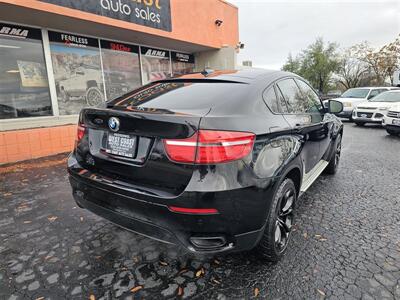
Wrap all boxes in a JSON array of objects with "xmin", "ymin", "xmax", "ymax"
[{"xmin": 68, "ymin": 69, "xmax": 344, "ymax": 261}]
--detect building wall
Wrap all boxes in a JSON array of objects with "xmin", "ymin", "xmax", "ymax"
[
  {"xmin": 195, "ymin": 46, "xmax": 237, "ymax": 71},
  {"xmin": 0, "ymin": 124, "xmax": 76, "ymax": 164},
  {"xmin": 0, "ymin": 0, "xmax": 239, "ymax": 49}
]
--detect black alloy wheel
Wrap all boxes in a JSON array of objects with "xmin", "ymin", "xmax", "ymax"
[
  {"xmin": 256, "ymin": 178, "xmax": 297, "ymax": 261},
  {"xmin": 274, "ymin": 188, "xmax": 295, "ymax": 252},
  {"xmin": 325, "ymin": 134, "xmax": 342, "ymax": 174}
]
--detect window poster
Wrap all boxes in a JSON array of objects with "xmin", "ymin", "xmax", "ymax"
[
  {"xmin": 100, "ymin": 40, "xmax": 141, "ymax": 100},
  {"xmin": 140, "ymin": 46, "xmax": 171, "ymax": 85},
  {"xmin": 49, "ymin": 31, "xmax": 104, "ymax": 115}
]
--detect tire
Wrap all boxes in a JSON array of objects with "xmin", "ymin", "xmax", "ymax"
[
  {"xmin": 386, "ymin": 129, "xmax": 398, "ymax": 136},
  {"xmin": 256, "ymin": 178, "xmax": 297, "ymax": 262},
  {"xmin": 86, "ymin": 86, "xmax": 104, "ymax": 107},
  {"xmin": 325, "ymin": 134, "xmax": 342, "ymax": 175},
  {"xmin": 355, "ymin": 122, "xmax": 365, "ymax": 126}
]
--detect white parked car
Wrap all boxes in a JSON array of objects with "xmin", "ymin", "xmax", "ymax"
[
  {"xmin": 382, "ymin": 102, "xmax": 400, "ymax": 136},
  {"xmin": 324, "ymin": 87, "xmax": 393, "ymax": 120},
  {"xmin": 353, "ymin": 90, "xmax": 400, "ymax": 126}
]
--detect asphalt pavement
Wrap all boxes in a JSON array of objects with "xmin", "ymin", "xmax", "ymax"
[{"xmin": 0, "ymin": 122, "xmax": 399, "ymax": 300}]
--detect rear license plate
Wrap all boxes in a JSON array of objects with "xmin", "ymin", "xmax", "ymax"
[
  {"xmin": 392, "ymin": 119, "xmax": 400, "ymax": 126},
  {"xmin": 105, "ymin": 133, "xmax": 136, "ymax": 158}
]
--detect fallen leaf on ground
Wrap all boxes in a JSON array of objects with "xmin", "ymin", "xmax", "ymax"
[
  {"xmin": 130, "ymin": 285, "xmax": 143, "ymax": 293},
  {"xmin": 35, "ymin": 297, "xmax": 44, "ymax": 300},
  {"xmin": 3, "ymin": 193, "xmax": 12, "ymax": 196},
  {"xmin": 89, "ymin": 295, "xmax": 95, "ymax": 300},
  {"xmin": 159, "ymin": 261, "xmax": 168, "ymax": 266},
  {"xmin": 254, "ymin": 287, "xmax": 260, "ymax": 297},
  {"xmin": 80, "ymin": 217, "xmax": 84, "ymax": 222},
  {"xmin": 214, "ymin": 259, "xmax": 220, "ymax": 265},
  {"xmin": 23, "ymin": 221, "xmax": 32, "ymax": 224},
  {"xmin": 178, "ymin": 286, "xmax": 183, "ymax": 296},
  {"xmin": 178, "ymin": 268, "xmax": 188, "ymax": 275},
  {"xmin": 195, "ymin": 267, "xmax": 205, "ymax": 277},
  {"xmin": 303, "ymin": 232, "xmax": 308, "ymax": 239},
  {"xmin": 212, "ymin": 278, "xmax": 221, "ymax": 284},
  {"xmin": 317, "ymin": 289, "xmax": 326, "ymax": 296},
  {"xmin": 47, "ymin": 216, "xmax": 58, "ymax": 222}
]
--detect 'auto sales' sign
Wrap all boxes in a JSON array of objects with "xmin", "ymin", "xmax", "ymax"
[{"xmin": 40, "ymin": 0, "xmax": 171, "ymax": 32}]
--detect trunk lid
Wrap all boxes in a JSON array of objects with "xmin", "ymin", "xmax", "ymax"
[{"xmin": 76, "ymin": 107, "xmax": 205, "ymax": 197}]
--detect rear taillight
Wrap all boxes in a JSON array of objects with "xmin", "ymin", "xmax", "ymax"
[
  {"xmin": 76, "ymin": 124, "xmax": 86, "ymax": 142},
  {"xmin": 163, "ymin": 130, "xmax": 255, "ymax": 164}
]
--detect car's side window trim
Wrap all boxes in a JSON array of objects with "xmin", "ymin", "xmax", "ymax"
[
  {"xmin": 261, "ymin": 82, "xmax": 280, "ymax": 115},
  {"xmin": 273, "ymin": 84, "xmax": 290, "ymax": 113},
  {"xmin": 294, "ymin": 78, "xmax": 325, "ymax": 114},
  {"xmin": 275, "ymin": 84, "xmax": 292, "ymax": 114},
  {"xmin": 275, "ymin": 77, "xmax": 313, "ymax": 116},
  {"xmin": 261, "ymin": 80, "xmax": 291, "ymax": 115}
]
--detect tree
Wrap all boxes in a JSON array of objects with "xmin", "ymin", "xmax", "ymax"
[
  {"xmin": 282, "ymin": 38, "xmax": 340, "ymax": 93},
  {"xmin": 335, "ymin": 48, "xmax": 369, "ymax": 89},
  {"xmin": 282, "ymin": 53, "xmax": 301, "ymax": 74},
  {"xmin": 352, "ymin": 36, "xmax": 400, "ymax": 85},
  {"xmin": 379, "ymin": 35, "xmax": 400, "ymax": 85}
]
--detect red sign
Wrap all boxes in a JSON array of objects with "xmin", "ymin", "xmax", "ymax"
[{"xmin": 110, "ymin": 43, "xmax": 131, "ymax": 52}]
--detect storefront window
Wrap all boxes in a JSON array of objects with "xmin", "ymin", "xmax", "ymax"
[
  {"xmin": 49, "ymin": 31, "xmax": 104, "ymax": 115},
  {"xmin": 171, "ymin": 51, "xmax": 195, "ymax": 77},
  {"xmin": 0, "ymin": 23, "xmax": 52, "ymax": 119},
  {"xmin": 100, "ymin": 40, "xmax": 141, "ymax": 101},
  {"xmin": 140, "ymin": 46, "xmax": 171, "ymax": 84}
]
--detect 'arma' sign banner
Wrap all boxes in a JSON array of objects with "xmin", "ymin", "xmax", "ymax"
[
  {"xmin": 0, "ymin": 22, "xmax": 42, "ymax": 40},
  {"xmin": 40, "ymin": 0, "xmax": 171, "ymax": 32}
]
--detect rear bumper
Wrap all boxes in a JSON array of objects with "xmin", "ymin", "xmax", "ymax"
[{"xmin": 68, "ymin": 154, "xmax": 272, "ymax": 253}]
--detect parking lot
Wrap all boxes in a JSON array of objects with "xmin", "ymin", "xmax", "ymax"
[{"xmin": 0, "ymin": 122, "xmax": 399, "ymax": 300}]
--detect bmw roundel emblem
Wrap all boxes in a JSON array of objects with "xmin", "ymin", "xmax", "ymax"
[{"xmin": 108, "ymin": 117, "xmax": 120, "ymax": 132}]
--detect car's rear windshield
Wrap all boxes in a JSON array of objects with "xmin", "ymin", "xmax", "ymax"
[
  {"xmin": 107, "ymin": 80, "xmax": 248, "ymax": 111},
  {"xmin": 341, "ymin": 88, "xmax": 369, "ymax": 98},
  {"xmin": 369, "ymin": 91, "xmax": 400, "ymax": 102}
]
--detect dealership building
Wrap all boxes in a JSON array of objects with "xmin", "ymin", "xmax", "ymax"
[{"xmin": 0, "ymin": 0, "xmax": 239, "ymax": 164}]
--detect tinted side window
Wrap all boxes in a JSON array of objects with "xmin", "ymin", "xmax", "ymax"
[
  {"xmin": 295, "ymin": 79, "xmax": 323, "ymax": 113},
  {"xmin": 276, "ymin": 78, "xmax": 305, "ymax": 113},
  {"xmin": 263, "ymin": 86, "xmax": 280, "ymax": 113}
]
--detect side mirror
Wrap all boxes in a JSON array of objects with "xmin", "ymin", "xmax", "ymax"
[{"xmin": 328, "ymin": 100, "xmax": 343, "ymax": 113}]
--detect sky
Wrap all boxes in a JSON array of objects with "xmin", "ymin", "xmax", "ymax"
[{"xmin": 229, "ymin": 0, "xmax": 400, "ymax": 70}]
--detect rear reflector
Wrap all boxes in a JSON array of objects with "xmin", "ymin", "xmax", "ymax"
[
  {"xmin": 168, "ymin": 206, "xmax": 219, "ymax": 215},
  {"xmin": 163, "ymin": 130, "xmax": 255, "ymax": 164}
]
